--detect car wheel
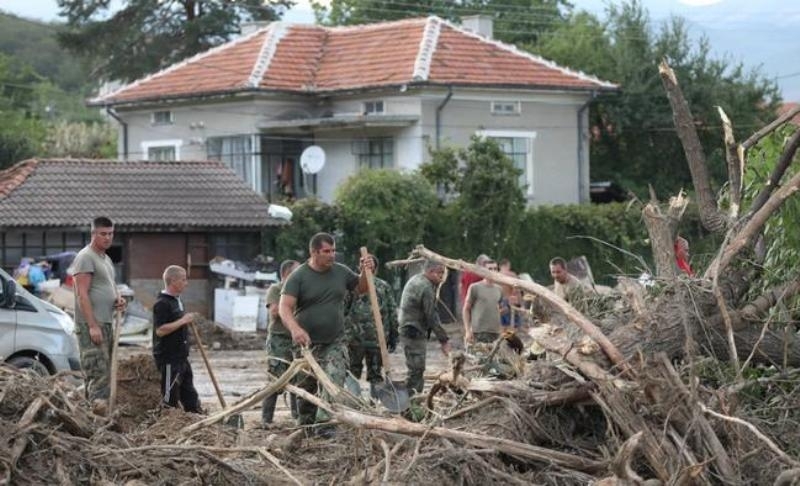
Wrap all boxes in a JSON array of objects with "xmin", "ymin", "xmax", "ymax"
[{"xmin": 8, "ymin": 356, "xmax": 51, "ymax": 376}]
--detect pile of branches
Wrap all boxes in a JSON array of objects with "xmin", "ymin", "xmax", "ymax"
[
  {"xmin": 5, "ymin": 63, "xmax": 800, "ymax": 485},
  {"xmin": 0, "ymin": 361, "xmax": 276, "ymax": 485}
]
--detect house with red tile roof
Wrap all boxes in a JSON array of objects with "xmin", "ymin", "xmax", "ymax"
[
  {"xmin": 89, "ymin": 15, "xmax": 617, "ymax": 205},
  {"xmin": 0, "ymin": 158, "xmax": 283, "ymax": 314}
]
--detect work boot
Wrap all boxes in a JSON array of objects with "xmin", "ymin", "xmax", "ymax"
[
  {"xmin": 369, "ymin": 381, "xmax": 379, "ymax": 400},
  {"xmin": 261, "ymin": 394, "xmax": 278, "ymax": 426}
]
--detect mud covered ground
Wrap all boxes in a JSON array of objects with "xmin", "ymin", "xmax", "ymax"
[{"xmin": 118, "ymin": 321, "xmax": 466, "ymax": 425}]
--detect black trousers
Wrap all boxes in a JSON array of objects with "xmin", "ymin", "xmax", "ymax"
[{"xmin": 158, "ymin": 358, "xmax": 201, "ymax": 413}]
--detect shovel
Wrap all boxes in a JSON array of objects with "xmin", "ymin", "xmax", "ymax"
[
  {"xmin": 108, "ymin": 309, "xmax": 124, "ymax": 414},
  {"xmin": 189, "ymin": 321, "xmax": 244, "ymax": 428},
  {"xmin": 360, "ymin": 247, "xmax": 410, "ymax": 413}
]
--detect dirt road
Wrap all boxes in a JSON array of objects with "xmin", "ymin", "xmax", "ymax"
[{"xmin": 120, "ymin": 322, "xmax": 465, "ymax": 425}]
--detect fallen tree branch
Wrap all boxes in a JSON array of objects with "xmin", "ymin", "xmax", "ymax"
[
  {"xmin": 658, "ymin": 59, "xmax": 727, "ymax": 233},
  {"xmin": 413, "ymin": 245, "xmax": 631, "ymax": 376},
  {"xmin": 385, "ymin": 257, "xmax": 424, "ymax": 269},
  {"xmin": 104, "ymin": 444, "xmax": 303, "ymax": 485},
  {"xmin": 9, "ymin": 395, "xmax": 49, "ymax": 477},
  {"xmin": 743, "ymin": 104, "xmax": 800, "ymax": 149},
  {"xmin": 300, "ymin": 347, "xmax": 362, "ymax": 408},
  {"xmin": 715, "ymin": 169, "xmax": 800, "ymax": 276},
  {"xmin": 288, "ymin": 378, "xmax": 605, "ymax": 473},
  {"xmin": 181, "ymin": 358, "xmax": 307, "ymax": 434},
  {"xmin": 718, "ymin": 106, "xmax": 743, "ymax": 217},
  {"xmin": 748, "ymin": 128, "xmax": 800, "ymax": 217},
  {"xmin": 699, "ymin": 403, "xmax": 800, "ymax": 468}
]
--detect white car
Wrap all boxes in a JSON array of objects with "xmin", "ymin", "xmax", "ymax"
[{"xmin": 0, "ymin": 268, "xmax": 81, "ymax": 375}]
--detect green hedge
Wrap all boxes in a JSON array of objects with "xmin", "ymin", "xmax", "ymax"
[{"xmin": 267, "ymin": 181, "xmax": 717, "ymax": 286}]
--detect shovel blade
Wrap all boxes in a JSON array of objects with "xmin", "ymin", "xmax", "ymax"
[{"xmin": 374, "ymin": 380, "xmax": 410, "ymax": 413}]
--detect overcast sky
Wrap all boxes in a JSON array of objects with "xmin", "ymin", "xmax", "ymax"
[{"xmin": 2, "ymin": 0, "xmax": 799, "ymax": 100}]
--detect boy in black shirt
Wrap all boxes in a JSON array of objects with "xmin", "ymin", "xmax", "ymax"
[{"xmin": 152, "ymin": 265, "xmax": 202, "ymax": 413}]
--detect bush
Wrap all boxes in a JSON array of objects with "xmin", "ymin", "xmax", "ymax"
[
  {"xmin": 270, "ymin": 197, "xmax": 340, "ymax": 262},
  {"xmin": 335, "ymin": 169, "xmax": 439, "ymax": 267}
]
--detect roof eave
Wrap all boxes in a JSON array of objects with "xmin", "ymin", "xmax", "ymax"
[
  {"xmin": 87, "ymin": 87, "xmax": 316, "ymax": 109},
  {"xmin": 413, "ymin": 81, "xmax": 619, "ymax": 92}
]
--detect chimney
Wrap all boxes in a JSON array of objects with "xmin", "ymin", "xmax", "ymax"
[
  {"xmin": 240, "ymin": 21, "xmax": 271, "ymax": 36},
  {"xmin": 461, "ymin": 15, "xmax": 493, "ymax": 39}
]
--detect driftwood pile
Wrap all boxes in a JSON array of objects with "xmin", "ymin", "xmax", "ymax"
[{"xmin": 3, "ymin": 63, "xmax": 800, "ymax": 485}]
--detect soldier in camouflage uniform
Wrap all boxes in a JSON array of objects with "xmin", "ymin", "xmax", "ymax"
[
  {"xmin": 344, "ymin": 255, "xmax": 398, "ymax": 395},
  {"xmin": 398, "ymin": 260, "xmax": 451, "ymax": 394},
  {"xmin": 261, "ymin": 259, "xmax": 300, "ymax": 426},
  {"xmin": 279, "ymin": 233, "xmax": 374, "ymax": 432},
  {"xmin": 71, "ymin": 217, "xmax": 127, "ymax": 414}
]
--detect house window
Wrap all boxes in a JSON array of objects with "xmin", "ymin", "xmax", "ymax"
[
  {"xmin": 477, "ymin": 130, "xmax": 536, "ymax": 197},
  {"xmin": 207, "ymin": 135, "xmax": 254, "ymax": 185},
  {"xmin": 490, "ymin": 101, "xmax": 521, "ymax": 116},
  {"xmin": 210, "ymin": 233, "xmax": 260, "ymax": 262},
  {"xmin": 148, "ymin": 146, "xmax": 176, "ymax": 161},
  {"xmin": 363, "ymin": 101, "xmax": 385, "ymax": 115},
  {"xmin": 352, "ymin": 138, "xmax": 393, "ymax": 169},
  {"xmin": 142, "ymin": 139, "xmax": 182, "ymax": 161},
  {"xmin": 151, "ymin": 110, "xmax": 174, "ymax": 125}
]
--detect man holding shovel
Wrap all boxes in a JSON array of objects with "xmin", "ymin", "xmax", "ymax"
[
  {"xmin": 344, "ymin": 254, "xmax": 399, "ymax": 398},
  {"xmin": 152, "ymin": 265, "xmax": 202, "ymax": 413},
  {"xmin": 279, "ymin": 232, "xmax": 374, "ymax": 433},
  {"xmin": 71, "ymin": 216, "xmax": 126, "ymax": 415}
]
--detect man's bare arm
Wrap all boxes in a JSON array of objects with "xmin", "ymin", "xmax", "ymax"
[
  {"xmin": 279, "ymin": 294, "xmax": 310, "ymax": 346},
  {"xmin": 74, "ymin": 273, "xmax": 97, "ymax": 327}
]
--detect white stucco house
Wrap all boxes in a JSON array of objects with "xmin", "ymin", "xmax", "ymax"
[{"xmin": 89, "ymin": 15, "xmax": 617, "ymax": 205}]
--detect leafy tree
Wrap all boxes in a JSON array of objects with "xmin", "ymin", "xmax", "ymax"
[
  {"xmin": 742, "ymin": 125, "xmax": 800, "ymax": 295},
  {"xmin": 56, "ymin": 0, "xmax": 292, "ymax": 83},
  {"xmin": 313, "ymin": 0, "xmax": 571, "ymax": 46},
  {"xmin": 422, "ymin": 136, "xmax": 525, "ymax": 259},
  {"xmin": 42, "ymin": 120, "xmax": 116, "ymax": 159},
  {"xmin": 0, "ymin": 53, "xmax": 46, "ymax": 169},
  {"xmin": 335, "ymin": 169, "xmax": 439, "ymax": 267},
  {"xmin": 534, "ymin": 0, "xmax": 780, "ymax": 196},
  {"xmin": 0, "ymin": 13, "xmax": 91, "ymax": 93},
  {"xmin": 271, "ymin": 197, "xmax": 340, "ymax": 262}
]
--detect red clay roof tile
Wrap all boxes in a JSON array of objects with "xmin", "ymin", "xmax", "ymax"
[{"xmin": 94, "ymin": 17, "xmax": 616, "ymax": 106}]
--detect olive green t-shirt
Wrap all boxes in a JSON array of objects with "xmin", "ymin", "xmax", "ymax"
[
  {"xmin": 266, "ymin": 282, "xmax": 289, "ymax": 335},
  {"xmin": 281, "ymin": 262, "xmax": 359, "ymax": 344},
  {"xmin": 466, "ymin": 281, "xmax": 503, "ymax": 334},
  {"xmin": 71, "ymin": 245, "xmax": 117, "ymax": 325}
]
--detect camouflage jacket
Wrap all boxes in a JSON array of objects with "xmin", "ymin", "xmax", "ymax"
[
  {"xmin": 344, "ymin": 277, "xmax": 399, "ymax": 347},
  {"xmin": 398, "ymin": 273, "xmax": 448, "ymax": 343}
]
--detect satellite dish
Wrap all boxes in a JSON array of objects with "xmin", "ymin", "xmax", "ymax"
[{"xmin": 300, "ymin": 145, "xmax": 326, "ymax": 174}]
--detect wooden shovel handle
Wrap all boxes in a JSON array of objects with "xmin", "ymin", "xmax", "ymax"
[
  {"xmin": 189, "ymin": 321, "xmax": 227, "ymax": 408},
  {"xmin": 108, "ymin": 310, "xmax": 123, "ymax": 413},
  {"xmin": 360, "ymin": 247, "xmax": 392, "ymax": 376}
]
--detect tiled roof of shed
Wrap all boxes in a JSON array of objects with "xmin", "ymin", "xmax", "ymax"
[
  {"xmin": 92, "ymin": 17, "xmax": 617, "ymax": 106},
  {"xmin": 0, "ymin": 159, "xmax": 281, "ymax": 229}
]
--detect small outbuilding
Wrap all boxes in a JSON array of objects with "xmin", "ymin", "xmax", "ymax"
[{"xmin": 0, "ymin": 158, "xmax": 284, "ymax": 313}]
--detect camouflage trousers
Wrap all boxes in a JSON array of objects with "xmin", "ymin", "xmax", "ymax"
[
  {"xmin": 293, "ymin": 338, "xmax": 348, "ymax": 425},
  {"xmin": 75, "ymin": 322, "xmax": 113, "ymax": 401},
  {"xmin": 348, "ymin": 342, "xmax": 382, "ymax": 384},
  {"xmin": 400, "ymin": 335, "xmax": 427, "ymax": 394},
  {"xmin": 262, "ymin": 333, "xmax": 297, "ymax": 424}
]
